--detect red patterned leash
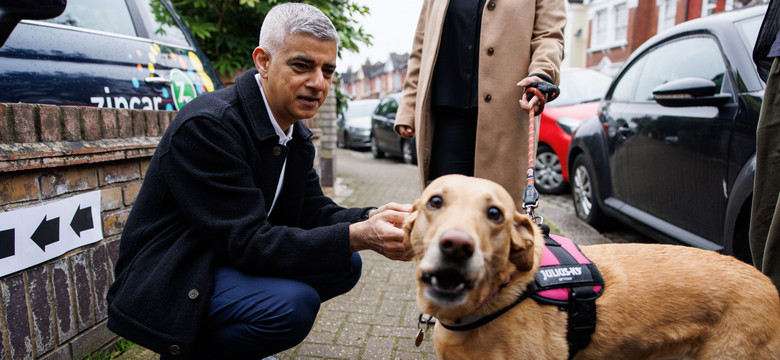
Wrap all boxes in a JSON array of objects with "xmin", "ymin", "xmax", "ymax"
[{"xmin": 522, "ymin": 86, "xmax": 558, "ymax": 223}]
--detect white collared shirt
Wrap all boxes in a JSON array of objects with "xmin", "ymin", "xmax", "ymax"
[{"xmin": 255, "ymin": 73, "xmax": 293, "ymax": 217}]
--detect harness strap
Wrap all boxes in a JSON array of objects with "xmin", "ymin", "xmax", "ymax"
[
  {"xmin": 566, "ymin": 286, "xmax": 599, "ymax": 360},
  {"xmin": 532, "ymin": 235, "xmax": 603, "ymax": 360}
]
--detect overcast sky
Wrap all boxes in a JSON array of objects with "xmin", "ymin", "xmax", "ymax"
[{"xmin": 337, "ymin": 0, "xmax": 424, "ymax": 73}]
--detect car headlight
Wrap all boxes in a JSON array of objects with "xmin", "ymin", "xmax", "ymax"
[{"xmin": 556, "ymin": 117, "xmax": 583, "ymax": 135}]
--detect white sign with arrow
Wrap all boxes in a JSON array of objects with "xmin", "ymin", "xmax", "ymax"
[{"xmin": 0, "ymin": 190, "xmax": 102, "ymax": 277}]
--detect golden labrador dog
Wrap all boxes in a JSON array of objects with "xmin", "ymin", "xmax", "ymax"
[{"xmin": 403, "ymin": 174, "xmax": 780, "ymax": 360}]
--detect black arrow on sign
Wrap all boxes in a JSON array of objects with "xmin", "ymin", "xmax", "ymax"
[
  {"xmin": 70, "ymin": 205, "xmax": 94, "ymax": 237},
  {"xmin": 0, "ymin": 229, "xmax": 14, "ymax": 259},
  {"xmin": 31, "ymin": 216, "xmax": 59, "ymax": 251}
]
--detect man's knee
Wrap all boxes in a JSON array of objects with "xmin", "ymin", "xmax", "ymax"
[{"xmin": 249, "ymin": 281, "xmax": 320, "ymax": 343}]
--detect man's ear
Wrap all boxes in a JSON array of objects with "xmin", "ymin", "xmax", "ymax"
[
  {"xmin": 402, "ymin": 200, "xmax": 420, "ymax": 257},
  {"xmin": 509, "ymin": 211, "xmax": 538, "ymax": 272},
  {"xmin": 253, "ymin": 47, "xmax": 271, "ymax": 78}
]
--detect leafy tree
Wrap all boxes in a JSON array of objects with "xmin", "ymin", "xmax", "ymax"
[{"xmin": 169, "ymin": 0, "xmax": 372, "ymax": 81}]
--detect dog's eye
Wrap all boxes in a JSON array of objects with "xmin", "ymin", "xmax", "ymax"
[
  {"xmin": 487, "ymin": 206, "xmax": 504, "ymax": 223},
  {"xmin": 427, "ymin": 195, "xmax": 443, "ymax": 209}
]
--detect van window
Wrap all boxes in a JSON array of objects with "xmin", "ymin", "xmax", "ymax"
[
  {"xmin": 135, "ymin": 0, "xmax": 190, "ymax": 46},
  {"xmin": 45, "ymin": 0, "xmax": 136, "ymax": 37}
]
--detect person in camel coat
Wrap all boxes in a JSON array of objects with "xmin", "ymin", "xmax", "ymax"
[{"xmin": 394, "ymin": 0, "xmax": 566, "ymax": 210}]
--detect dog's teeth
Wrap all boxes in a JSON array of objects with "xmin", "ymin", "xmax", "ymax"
[
  {"xmin": 455, "ymin": 283, "xmax": 465, "ymax": 291},
  {"xmin": 431, "ymin": 276, "xmax": 439, "ymax": 286}
]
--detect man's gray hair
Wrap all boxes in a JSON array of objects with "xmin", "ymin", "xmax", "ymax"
[{"xmin": 259, "ymin": 3, "xmax": 339, "ymax": 54}]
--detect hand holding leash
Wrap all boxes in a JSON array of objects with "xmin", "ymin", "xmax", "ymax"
[{"xmin": 518, "ymin": 75, "xmax": 560, "ymax": 114}]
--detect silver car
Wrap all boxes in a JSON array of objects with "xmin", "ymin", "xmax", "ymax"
[{"xmin": 337, "ymin": 98, "xmax": 380, "ymax": 149}]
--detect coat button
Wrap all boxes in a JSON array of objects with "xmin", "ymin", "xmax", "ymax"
[
  {"xmin": 169, "ymin": 345, "xmax": 181, "ymax": 355},
  {"xmin": 188, "ymin": 289, "xmax": 199, "ymax": 299},
  {"xmin": 487, "ymin": 47, "xmax": 494, "ymax": 56},
  {"xmin": 273, "ymin": 146, "xmax": 282, "ymax": 156},
  {"xmin": 484, "ymin": 94, "xmax": 492, "ymax": 102},
  {"xmin": 487, "ymin": 2, "xmax": 496, "ymax": 10}
]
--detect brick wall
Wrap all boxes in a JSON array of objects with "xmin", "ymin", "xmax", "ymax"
[
  {"xmin": 0, "ymin": 93, "xmax": 335, "ymax": 359},
  {"xmin": 0, "ymin": 103, "xmax": 171, "ymax": 360}
]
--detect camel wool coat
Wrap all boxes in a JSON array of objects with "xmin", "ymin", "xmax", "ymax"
[{"xmin": 395, "ymin": 0, "xmax": 566, "ymax": 210}]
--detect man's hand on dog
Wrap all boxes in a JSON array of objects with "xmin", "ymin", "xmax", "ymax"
[{"xmin": 350, "ymin": 202, "xmax": 414, "ymax": 261}]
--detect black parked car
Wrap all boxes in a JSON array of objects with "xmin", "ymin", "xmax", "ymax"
[
  {"xmin": 371, "ymin": 93, "xmax": 417, "ymax": 164},
  {"xmin": 0, "ymin": 0, "xmax": 222, "ymax": 111},
  {"xmin": 567, "ymin": 4, "xmax": 766, "ymax": 263}
]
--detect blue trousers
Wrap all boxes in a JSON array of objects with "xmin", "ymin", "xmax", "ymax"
[{"xmin": 183, "ymin": 252, "xmax": 362, "ymax": 360}]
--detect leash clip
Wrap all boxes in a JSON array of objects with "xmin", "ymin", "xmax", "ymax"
[
  {"xmin": 523, "ymin": 203, "xmax": 543, "ymax": 225},
  {"xmin": 415, "ymin": 313, "xmax": 436, "ymax": 347}
]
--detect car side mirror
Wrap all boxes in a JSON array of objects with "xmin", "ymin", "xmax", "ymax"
[
  {"xmin": 651, "ymin": 77, "xmax": 730, "ymax": 108},
  {"xmin": 0, "ymin": 0, "xmax": 67, "ymax": 47}
]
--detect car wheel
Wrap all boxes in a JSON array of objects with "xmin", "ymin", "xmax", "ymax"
[
  {"xmin": 371, "ymin": 136, "xmax": 385, "ymax": 159},
  {"xmin": 402, "ymin": 139, "xmax": 416, "ymax": 165},
  {"xmin": 571, "ymin": 154, "xmax": 604, "ymax": 227},
  {"xmin": 337, "ymin": 131, "xmax": 346, "ymax": 148},
  {"xmin": 535, "ymin": 144, "xmax": 567, "ymax": 194},
  {"xmin": 344, "ymin": 132, "xmax": 353, "ymax": 149}
]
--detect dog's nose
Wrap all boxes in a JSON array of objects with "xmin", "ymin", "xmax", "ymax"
[{"xmin": 439, "ymin": 229, "xmax": 474, "ymax": 261}]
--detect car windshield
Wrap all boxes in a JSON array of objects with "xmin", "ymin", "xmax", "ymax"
[
  {"xmin": 549, "ymin": 69, "xmax": 613, "ymax": 107},
  {"xmin": 345, "ymin": 100, "xmax": 379, "ymax": 118}
]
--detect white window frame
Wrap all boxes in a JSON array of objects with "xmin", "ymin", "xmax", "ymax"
[
  {"xmin": 656, "ymin": 0, "xmax": 677, "ymax": 34},
  {"xmin": 701, "ymin": 0, "xmax": 717, "ymax": 17},
  {"xmin": 587, "ymin": 0, "xmax": 637, "ymax": 52}
]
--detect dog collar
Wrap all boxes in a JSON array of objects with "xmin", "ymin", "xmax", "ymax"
[
  {"xmin": 438, "ymin": 276, "xmax": 528, "ymax": 331},
  {"xmin": 439, "ymin": 289, "xmax": 531, "ymax": 331}
]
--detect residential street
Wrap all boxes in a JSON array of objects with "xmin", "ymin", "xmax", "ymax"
[{"xmin": 118, "ymin": 147, "xmax": 639, "ymax": 360}]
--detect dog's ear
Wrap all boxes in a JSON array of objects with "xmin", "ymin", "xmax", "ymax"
[
  {"xmin": 402, "ymin": 200, "xmax": 420, "ymax": 257},
  {"xmin": 509, "ymin": 211, "xmax": 538, "ymax": 272}
]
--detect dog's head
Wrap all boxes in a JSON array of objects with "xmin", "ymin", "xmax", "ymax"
[{"xmin": 403, "ymin": 175, "xmax": 543, "ymax": 319}]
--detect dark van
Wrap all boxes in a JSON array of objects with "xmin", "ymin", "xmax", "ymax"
[{"xmin": 0, "ymin": 0, "xmax": 223, "ymax": 111}]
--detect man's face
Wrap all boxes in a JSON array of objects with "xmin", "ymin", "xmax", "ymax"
[{"xmin": 254, "ymin": 34, "xmax": 337, "ymax": 129}]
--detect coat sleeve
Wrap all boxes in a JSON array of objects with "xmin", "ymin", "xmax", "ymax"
[
  {"xmin": 159, "ymin": 115, "xmax": 362, "ymax": 276},
  {"xmin": 528, "ymin": 0, "xmax": 566, "ymax": 85},
  {"xmin": 395, "ymin": 0, "xmax": 431, "ymax": 135}
]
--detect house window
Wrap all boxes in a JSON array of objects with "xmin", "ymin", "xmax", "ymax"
[
  {"xmin": 614, "ymin": 3, "xmax": 628, "ymax": 42},
  {"xmin": 657, "ymin": 0, "xmax": 677, "ymax": 33},
  {"xmin": 595, "ymin": 8, "xmax": 608, "ymax": 46},
  {"xmin": 588, "ymin": 0, "xmax": 632, "ymax": 51},
  {"xmin": 701, "ymin": 0, "xmax": 716, "ymax": 17}
]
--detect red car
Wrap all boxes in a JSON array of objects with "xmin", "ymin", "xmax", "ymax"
[{"xmin": 535, "ymin": 68, "xmax": 612, "ymax": 194}]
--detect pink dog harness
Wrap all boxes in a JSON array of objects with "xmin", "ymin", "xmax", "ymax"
[{"xmin": 440, "ymin": 226, "xmax": 604, "ymax": 360}]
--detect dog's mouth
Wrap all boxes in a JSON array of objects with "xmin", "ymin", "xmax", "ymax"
[{"xmin": 420, "ymin": 269, "xmax": 474, "ymax": 303}]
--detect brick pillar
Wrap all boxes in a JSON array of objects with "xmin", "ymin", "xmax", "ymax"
[{"xmin": 318, "ymin": 86, "xmax": 338, "ymax": 188}]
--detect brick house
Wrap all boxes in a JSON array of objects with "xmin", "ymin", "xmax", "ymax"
[
  {"xmin": 338, "ymin": 52, "xmax": 408, "ymax": 99},
  {"xmin": 579, "ymin": 0, "xmax": 766, "ymax": 73}
]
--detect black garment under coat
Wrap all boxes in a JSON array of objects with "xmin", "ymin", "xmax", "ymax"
[{"xmin": 106, "ymin": 69, "xmax": 371, "ymax": 358}]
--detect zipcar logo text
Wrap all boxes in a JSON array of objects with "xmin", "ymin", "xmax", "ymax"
[{"xmin": 91, "ymin": 87, "xmax": 164, "ymax": 110}]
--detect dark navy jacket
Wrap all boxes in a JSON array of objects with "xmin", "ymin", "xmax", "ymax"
[{"xmin": 106, "ymin": 69, "xmax": 370, "ymax": 358}]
